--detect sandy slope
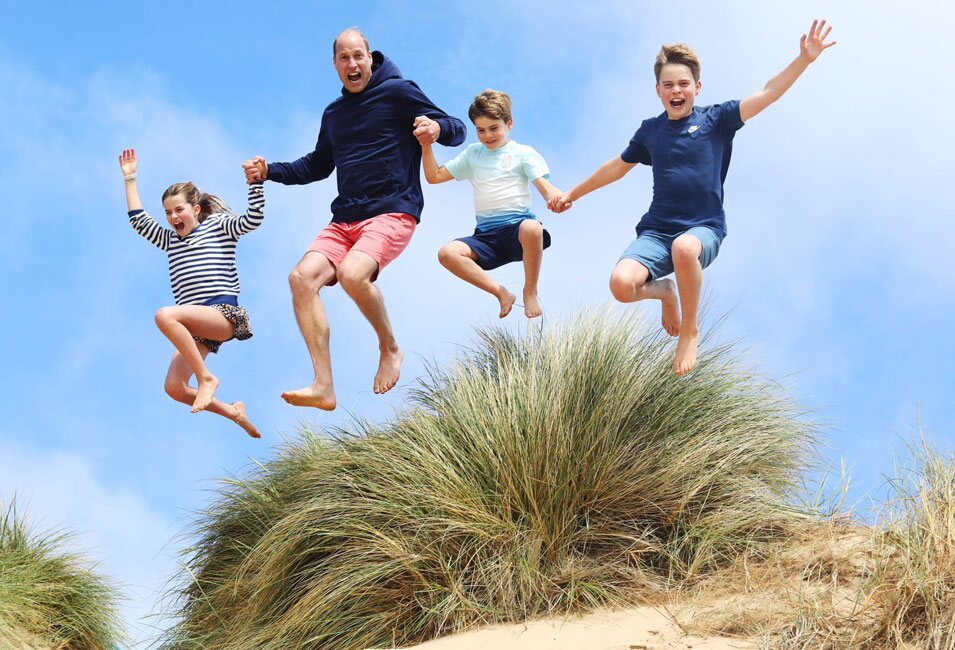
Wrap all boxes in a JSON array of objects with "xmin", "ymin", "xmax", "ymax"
[
  {"xmin": 385, "ymin": 607, "xmax": 756, "ymax": 650},
  {"xmin": 383, "ymin": 529, "xmax": 876, "ymax": 650}
]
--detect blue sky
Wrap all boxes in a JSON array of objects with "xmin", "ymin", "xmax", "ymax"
[{"xmin": 1, "ymin": 1, "xmax": 953, "ymax": 645}]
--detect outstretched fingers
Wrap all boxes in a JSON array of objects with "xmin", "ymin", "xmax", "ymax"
[
  {"xmin": 814, "ymin": 19, "xmax": 835, "ymax": 46},
  {"xmin": 119, "ymin": 148, "xmax": 137, "ymax": 175},
  {"xmin": 802, "ymin": 18, "xmax": 836, "ymax": 60}
]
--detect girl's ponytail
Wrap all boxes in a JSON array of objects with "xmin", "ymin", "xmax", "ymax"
[{"xmin": 197, "ymin": 192, "xmax": 232, "ymax": 220}]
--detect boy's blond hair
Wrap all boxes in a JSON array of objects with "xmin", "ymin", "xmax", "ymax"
[
  {"xmin": 654, "ymin": 43, "xmax": 701, "ymax": 82},
  {"xmin": 468, "ymin": 89, "xmax": 512, "ymax": 124}
]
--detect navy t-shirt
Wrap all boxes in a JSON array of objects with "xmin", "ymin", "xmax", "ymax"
[{"xmin": 621, "ymin": 100, "xmax": 744, "ymax": 239}]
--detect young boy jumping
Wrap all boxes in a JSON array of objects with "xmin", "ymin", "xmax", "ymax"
[
  {"xmin": 550, "ymin": 19, "xmax": 835, "ymax": 375},
  {"xmin": 421, "ymin": 89, "xmax": 563, "ymax": 319}
]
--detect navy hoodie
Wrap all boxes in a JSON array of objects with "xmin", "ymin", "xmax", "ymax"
[{"xmin": 267, "ymin": 52, "xmax": 466, "ymax": 223}]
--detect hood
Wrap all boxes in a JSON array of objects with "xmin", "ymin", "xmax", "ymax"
[{"xmin": 341, "ymin": 51, "xmax": 402, "ymax": 96}]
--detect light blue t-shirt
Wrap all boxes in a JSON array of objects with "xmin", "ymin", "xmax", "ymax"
[{"xmin": 444, "ymin": 139, "xmax": 550, "ymax": 231}]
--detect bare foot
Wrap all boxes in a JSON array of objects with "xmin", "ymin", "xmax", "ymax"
[
  {"xmin": 374, "ymin": 347, "xmax": 403, "ymax": 394},
  {"xmin": 497, "ymin": 289, "xmax": 517, "ymax": 318},
  {"xmin": 281, "ymin": 384, "xmax": 337, "ymax": 410},
  {"xmin": 659, "ymin": 278, "xmax": 681, "ymax": 337},
  {"xmin": 674, "ymin": 329, "xmax": 700, "ymax": 376},
  {"xmin": 231, "ymin": 401, "xmax": 261, "ymax": 439},
  {"xmin": 523, "ymin": 291, "xmax": 542, "ymax": 319},
  {"xmin": 192, "ymin": 374, "xmax": 220, "ymax": 413}
]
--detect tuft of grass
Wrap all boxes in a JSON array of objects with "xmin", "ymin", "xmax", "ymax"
[
  {"xmin": 787, "ymin": 440, "xmax": 955, "ymax": 649},
  {"xmin": 0, "ymin": 500, "xmax": 124, "ymax": 650},
  {"xmin": 162, "ymin": 309, "xmax": 818, "ymax": 650},
  {"xmin": 692, "ymin": 437, "xmax": 955, "ymax": 650},
  {"xmin": 856, "ymin": 438, "xmax": 955, "ymax": 649}
]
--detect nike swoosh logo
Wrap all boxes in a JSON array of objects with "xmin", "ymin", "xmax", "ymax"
[{"xmin": 688, "ymin": 125, "xmax": 700, "ymax": 133}]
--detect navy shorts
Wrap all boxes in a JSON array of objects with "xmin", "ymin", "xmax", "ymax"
[{"xmin": 455, "ymin": 219, "xmax": 552, "ymax": 271}]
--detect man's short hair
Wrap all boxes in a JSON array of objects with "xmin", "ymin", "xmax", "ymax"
[
  {"xmin": 333, "ymin": 28, "xmax": 370, "ymax": 57},
  {"xmin": 654, "ymin": 43, "xmax": 701, "ymax": 82},
  {"xmin": 468, "ymin": 89, "xmax": 512, "ymax": 124}
]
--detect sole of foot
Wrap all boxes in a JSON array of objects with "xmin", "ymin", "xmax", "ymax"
[{"xmin": 280, "ymin": 387, "xmax": 336, "ymax": 410}]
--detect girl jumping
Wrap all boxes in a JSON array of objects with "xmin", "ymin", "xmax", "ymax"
[{"xmin": 120, "ymin": 148, "xmax": 264, "ymax": 438}]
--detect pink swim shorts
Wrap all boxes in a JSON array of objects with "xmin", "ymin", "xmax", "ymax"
[{"xmin": 307, "ymin": 213, "xmax": 417, "ymax": 278}]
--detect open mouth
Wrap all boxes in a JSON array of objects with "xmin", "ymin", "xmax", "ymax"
[
  {"xmin": 174, "ymin": 221, "xmax": 185, "ymax": 233},
  {"xmin": 347, "ymin": 72, "xmax": 361, "ymax": 83},
  {"xmin": 670, "ymin": 98, "xmax": 686, "ymax": 109}
]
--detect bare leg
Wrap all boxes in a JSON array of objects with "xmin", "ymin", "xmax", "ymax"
[
  {"xmin": 608, "ymin": 259, "xmax": 681, "ymax": 336},
  {"xmin": 438, "ymin": 241, "xmax": 516, "ymax": 318},
  {"xmin": 671, "ymin": 234, "xmax": 704, "ymax": 376},
  {"xmin": 282, "ymin": 252, "xmax": 339, "ymax": 409},
  {"xmin": 164, "ymin": 350, "xmax": 260, "ymax": 438},
  {"xmin": 154, "ymin": 305, "xmax": 235, "ymax": 412},
  {"xmin": 518, "ymin": 220, "xmax": 544, "ymax": 319},
  {"xmin": 337, "ymin": 251, "xmax": 404, "ymax": 394}
]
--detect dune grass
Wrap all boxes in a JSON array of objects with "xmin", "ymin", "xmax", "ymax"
[
  {"xmin": 0, "ymin": 501, "xmax": 123, "ymax": 650},
  {"xmin": 686, "ymin": 437, "xmax": 955, "ymax": 649},
  {"xmin": 778, "ymin": 439, "xmax": 955, "ymax": 649},
  {"xmin": 161, "ymin": 309, "xmax": 818, "ymax": 650}
]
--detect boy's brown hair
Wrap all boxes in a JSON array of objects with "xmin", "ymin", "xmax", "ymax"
[
  {"xmin": 468, "ymin": 89, "xmax": 512, "ymax": 124},
  {"xmin": 654, "ymin": 43, "xmax": 701, "ymax": 82}
]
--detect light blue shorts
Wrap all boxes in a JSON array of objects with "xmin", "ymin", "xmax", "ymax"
[{"xmin": 619, "ymin": 226, "xmax": 723, "ymax": 280}]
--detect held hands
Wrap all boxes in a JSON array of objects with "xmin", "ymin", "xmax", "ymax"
[
  {"xmin": 800, "ymin": 19, "xmax": 836, "ymax": 63},
  {"xmin": 547, "ymin": 193, "xmax": 573, "ymax": 214},
  {"xmin": 119, "ymin": 148, "xmax": 137, "ymax": 177},
  {"xmin": 413, "ymin": 116, "xmax": 441, "ymax": 146},
  {"xmin": 242, "ymin": 156, "xmax": 268, "ymax": 184}
]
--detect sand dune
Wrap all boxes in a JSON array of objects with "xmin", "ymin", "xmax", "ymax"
[{"xmin": 390, "ymin": 607, "xmax": 755, "ymax": 650}]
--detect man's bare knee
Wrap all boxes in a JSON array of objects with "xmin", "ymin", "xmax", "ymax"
[
  {"xmin": 337, "ymin": 265, "xmax": 371, "ymax": 297},
  {"xmin": 289, "ymin": 265, "xmax": 321, "ymax": 297}
]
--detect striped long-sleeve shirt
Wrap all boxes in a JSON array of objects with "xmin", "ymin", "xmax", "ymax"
[{"xmin": 129, "ymin": 183, "xmax": 265, "ymax": 305}]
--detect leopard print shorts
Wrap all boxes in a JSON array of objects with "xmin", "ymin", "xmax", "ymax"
[{"xmin": 193, "ymin": 303, "xmax": 253, "ymax": 354}]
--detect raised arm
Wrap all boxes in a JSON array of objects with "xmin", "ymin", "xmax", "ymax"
[
  {"xmin": 119, "ymin": 148, "xmax": 143, "ymax": 212},
  {"xmin": 548, "ymin": 156, "xmax": 637, "ymax": 213},
  {"xmin": 419, "ymin": 138, "xmax": 453, "ymax": 184},
  {"xmin": 219, "ymin": 183, "xmax": 266, "ymax": 239},
  {"xmin": 739, "ymin": 19, "xmax": 836, "ymax": 123},
  {"xmin": 120, "ymin": 148, "xmax": 170, "ymax": 250}
]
